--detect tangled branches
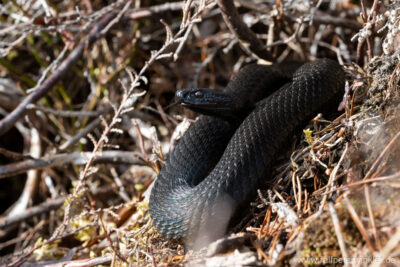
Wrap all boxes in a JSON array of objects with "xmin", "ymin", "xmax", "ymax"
[{"xmin": 1, "ymin": 0, "xmax": 400, "ymax": 266}]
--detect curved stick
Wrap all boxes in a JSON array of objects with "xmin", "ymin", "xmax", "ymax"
[{"xmin": 217, "ymin": 0, "xmax": 272, "ymax": 61}]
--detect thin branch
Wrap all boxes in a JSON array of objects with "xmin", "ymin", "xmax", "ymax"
[
  {"xmin": 0, "ymin": 151, "xmax": 144, "ymax": 179},
  {"xmin": 328, "ymin": 202, "xmax": 349, "ymax": 266},
  {"xmin": 6, "ymin": 128, "xmax": 41, "ymax": 219},
  {"xmin": 364, "ymin": 129, "xmax": 400, "ymax": 180},
  {"xmin": 343, "ymin": 195, "xmax": 375, "ymax": 253},
  {"xmin": 364, "ymin": 185, "xmax": 381, "ymax": 250},
  {"xmin": 0, "ymin": 184, "xmax": 121, "ymax": 229},
  {"xmin": 322, "ymin": 170, "xmax": 400, "ymax": 195},
  {"xmin": 0, "ymin": 198, "xmax": 64, "ymax": 228},
  {"xmin": 58, "ymin": 117, "xmax": 103, "ymax": 151},
  {"xmin": 370, "ymin": 226, "xmax": 400, "ymax": 267},
  {"xmin": 216, "ymin": 0, "xmax": 272, "ymax": 61},
  {"xmin": 126, "ymin": 1, "xmax": 185, "ymax": 20},
  {"xmin": 27, "ymin": 105, "xmax": 111, "ymax": 117}
]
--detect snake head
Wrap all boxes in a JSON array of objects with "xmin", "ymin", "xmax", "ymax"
[{"xmin": 176, "ymin": 88, "xmax": 235, "ymax": 117}]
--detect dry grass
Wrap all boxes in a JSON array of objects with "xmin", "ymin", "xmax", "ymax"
[{"xmin": 0, "ymin": 0, "xmax": 400, "ymax": 266}]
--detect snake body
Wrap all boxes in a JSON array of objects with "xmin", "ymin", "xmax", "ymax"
[{"xmin": 149, "ymin": 59, "xmax": 345, "ymax": 243}]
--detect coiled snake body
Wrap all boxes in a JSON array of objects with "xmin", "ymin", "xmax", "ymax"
[{"xmin": 149, "ymin": 59, "xmax": 345, "ymax": 243}]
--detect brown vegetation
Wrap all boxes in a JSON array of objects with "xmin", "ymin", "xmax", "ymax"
[{"xmin": 0, "ymin": 0, "xmax": 400, "ymax": 266}]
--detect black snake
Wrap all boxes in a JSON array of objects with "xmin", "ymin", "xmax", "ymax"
[{"xmin": 149, "ymin": 59, "xmax": 345, "ymax": 244}]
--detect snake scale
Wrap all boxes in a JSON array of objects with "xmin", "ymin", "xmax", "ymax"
[{"xmin": 149, "ymin": 59, "xmax": 345, "ymax": 244}]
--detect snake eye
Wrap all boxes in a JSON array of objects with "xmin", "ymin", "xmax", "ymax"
[{"xmin": 194, "ymin": 91, "xmax": 203, "ymax": 98}]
